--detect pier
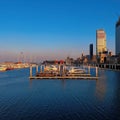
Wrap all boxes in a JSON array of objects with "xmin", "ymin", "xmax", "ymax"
[
  {"xmin": 29, "ymin": 64, "xmax": 99, "ymax": 80},
  {"xmin": 90, "ymin": 64, "xmax": 120, "ymax": 71}
]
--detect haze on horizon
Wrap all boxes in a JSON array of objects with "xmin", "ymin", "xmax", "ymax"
[{"xmin": 0, "ymin": 0, "xmax": 120, "ymax": 62}]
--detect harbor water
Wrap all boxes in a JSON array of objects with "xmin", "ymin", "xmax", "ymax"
[{"xmin": 0, "ymin": 68, "xmax": 120, "ymax": 120}]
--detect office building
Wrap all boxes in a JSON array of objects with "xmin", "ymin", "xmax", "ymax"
[
  {"xmin": 96, "ymin": 29, "xmax": 107, "ymax": 56},
  {"xmin": 89, "ymin": 44, "xmax": 93, "ymax": 60},
  {"xmin": 116, "ymin": 17, "xmax": 120, "ymax": 55}
]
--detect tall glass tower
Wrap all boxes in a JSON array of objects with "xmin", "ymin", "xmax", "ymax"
[
  {"xmin": 89, "ymin": 44, "xmax": 93, "ymax": 60},
  {"xmin": 116, "ymin": 17, "xmax": 120, "ymax": 55}
]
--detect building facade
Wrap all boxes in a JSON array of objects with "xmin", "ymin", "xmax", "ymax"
[
  {"xmin": 96, "ymin": 29, "xmax": 107, "ymax": 56},
  {"xmin": 116, "ymin": 17, "xmax": 120, "ymax": 55},
  {"xmin": 89, "ymin": 44, "xmax": 93, "ymax": 60}
]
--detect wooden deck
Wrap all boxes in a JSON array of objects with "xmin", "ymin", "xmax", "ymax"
[{"xmin": 29, "ymin": 76, "xmax": 98, "ymax": 80}]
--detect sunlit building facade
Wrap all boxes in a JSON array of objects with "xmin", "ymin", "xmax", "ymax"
[
  {"xmin": 116, "ymin": 17, "xmax": 120, "ymax": 55},
  {"xmin": 96, "ymin": 29, "xmax": 107, "ymax": 56}
]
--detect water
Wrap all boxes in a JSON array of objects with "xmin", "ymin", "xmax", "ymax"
[{"xmin": 0, "ymin": 68, "xmax": 120, "ymax": 120}]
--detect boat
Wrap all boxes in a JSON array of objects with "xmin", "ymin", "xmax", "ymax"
[
  {"xmin": 0, "ymin": 65, "xmax": 7, "ymax": 72},
  {"xmin": 44, "ymin": 65, "xmax": 58, "ymax": 72},
  {"xmin": 68, "ymin": 66, "xmax": 86, "ymax": 74}
]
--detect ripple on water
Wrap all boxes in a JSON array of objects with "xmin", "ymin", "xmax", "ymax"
[{"xmin": 0, "ymin": 68, "xmax": 120, "ymax": 120}]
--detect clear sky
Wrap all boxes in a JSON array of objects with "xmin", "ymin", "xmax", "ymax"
[{"xmin": 0, "ymin": 0, "xmax": 120, "ymax": 62}]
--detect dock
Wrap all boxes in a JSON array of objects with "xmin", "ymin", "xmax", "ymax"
[
  {"xmin": 29, "ymin": 64, "xmax": 99, "ymax": 80},
  {"xmin": 29, "ymin": 76, "xmax": 98, "ymax": 80},
  {"xmin": 90, "ymin": 64, "xmax": 120, "ymax": 71}
]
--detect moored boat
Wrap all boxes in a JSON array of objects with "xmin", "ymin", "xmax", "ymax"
[
  {"xmin": 68, "ymin": 66, "xmax": 86, "ymax": 74},
  {"xmin": 44, "ymin": 65, "xmax": 58, "ymax": 72}
]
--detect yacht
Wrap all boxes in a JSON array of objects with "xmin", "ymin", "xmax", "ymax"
[
  {"xmin": 68, "ymin": 66, "xmax": 86, "ymax": 74},
  {"xmin": 44, "ymin": 65, "xmax": 58, "ymax": 72}
]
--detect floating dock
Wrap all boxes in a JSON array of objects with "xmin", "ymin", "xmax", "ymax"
[
  {"xmin": 29, "ymin": 64, "xmax": 99, "ymax": 80},
  {"xmin": 29, "ymin": 76, "xmax": 98, "ymax": 80}
]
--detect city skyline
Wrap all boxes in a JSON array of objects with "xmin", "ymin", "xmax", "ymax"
[{"xmin": 0, "ymin": 0, "xmax": 120, "ymax": 62}]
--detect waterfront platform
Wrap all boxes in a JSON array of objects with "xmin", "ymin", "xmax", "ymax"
[
  {"xmin": 29, "ymin": 65, "xmax": 99, "ymax": 80},
  {"xmin": 29, "ymin": 76, "xmax": 98, "ymax": 80}
]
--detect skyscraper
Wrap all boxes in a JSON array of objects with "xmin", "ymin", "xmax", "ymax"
[
  {"xmin": 116, "ymin": 17, "xmax": 120, "ymax": 55},
  {"xmin": 89, "ymin": 44, "xmax": 93, "ymax": 60},
  {"xmin": 96, "ymin": 29, "xmax": 107, "ymax": 56}
]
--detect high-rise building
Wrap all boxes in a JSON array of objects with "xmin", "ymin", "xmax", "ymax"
[
  {"xmin": 89, "ymin": 44, "xmax": 93, "ymax": 60},
  {"xmin": 116, "ymin": 17, "xmax": 120, "ymax": 55},
  {"xmin": 96, "ymin": 29, "xmax": 107, "ymax": 56}
]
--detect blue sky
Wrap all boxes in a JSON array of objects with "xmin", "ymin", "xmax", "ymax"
[{"xmin": 0, "ymin": 0, "xmax": 120, "ymax": 62}]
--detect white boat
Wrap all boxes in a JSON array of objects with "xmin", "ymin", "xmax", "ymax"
[
  {"xmin": 68, "ymin": 66, "xmax": 86, "ymax": 74},
  {"xmin": 44, "ymin": 65, "xmax": 58, "ymax": 71},
  {"xmin": 0, "ymin": 65, "xmax": 7, "ymax": 72}
]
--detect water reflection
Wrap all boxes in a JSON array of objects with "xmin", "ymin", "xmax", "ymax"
[
  {"xmin": 95, "ymin": 70, "xmax": 107, "ymax": 101},
  {"xmin": 29, "ymin": 79, "xmax": 33, "ymax": 89},
  {"xmin": 61, "ymin": 80, "xmax": 66, "ymax": 89}
]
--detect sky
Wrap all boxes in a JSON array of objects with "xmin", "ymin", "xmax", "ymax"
[{"xmin": 0, "ymin": 0, "xmax": 120, "ymax": 62}]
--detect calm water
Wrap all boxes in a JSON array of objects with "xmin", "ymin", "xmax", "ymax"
[{"xmin": 0, "ymin": 68, "xmax": 120, "ymax": 120}]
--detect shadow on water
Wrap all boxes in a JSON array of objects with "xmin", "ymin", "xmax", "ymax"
[{"xmin": 111, "ymin": 71, "xmax": 120, "ymax": 119}]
